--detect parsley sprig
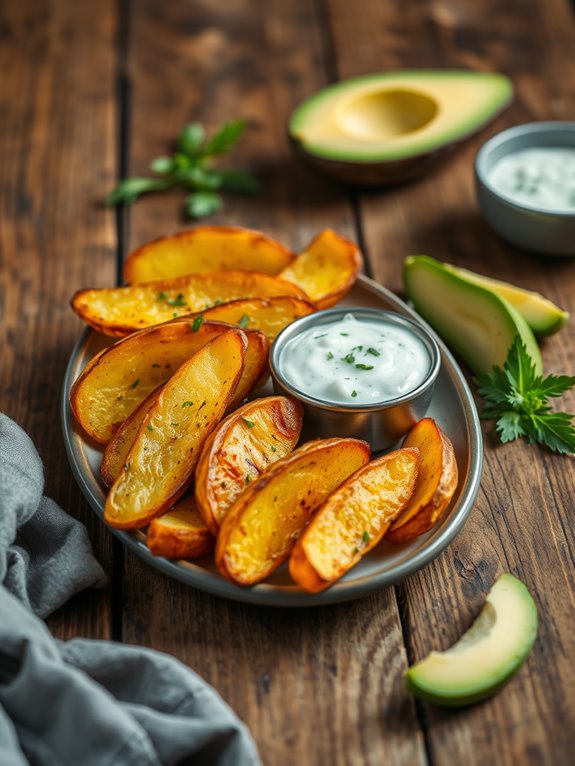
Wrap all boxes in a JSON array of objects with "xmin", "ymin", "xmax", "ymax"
[
  {"xmin": 474, "ymin": 336, "xmax": 575, "ymax": 454},
  {"xmin": 107, "ymin": 120, "xmax": 259, "ymax": 218}
]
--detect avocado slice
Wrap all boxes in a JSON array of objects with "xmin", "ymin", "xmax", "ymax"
[
  {"xmin": 404, "ymin": 573, "xmax": 538, "ymax": 707},
  {"xmin": 404, "ymin": 255, "xmax": 543, "ymax": 375},
  {"xmin": 289, "ymin": 70, "xmax": 513, "ymax": 185},
  {"xmin": 439, "ymin": 263, "xmax": 569, "ymax": 337}
]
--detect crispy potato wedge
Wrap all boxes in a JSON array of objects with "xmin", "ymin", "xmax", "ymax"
[
  {"xmin": 71, "ymin": 270, "xmax": 308, "ymax": 337},
  {"xmin": 195, "ymin": 396, "xmax": 304, "ymax": 536},
  {"xmin": 147, "ymin": 496, "xmax": 215, "ymax": 559},
  {"xmin": 188, "ymin": 296, "xmax": 316, "ymax": 341},
  {"xmin": 104, "ymin": 329, "xmax": 246, "ymax": 529},
  {"xmin": 124, "ymin": 226, "xmax": 294, "ymax": 283},
  {"xmin": 70, "ymin": 319, "xmax": 267, "ymax": 444},
  {"xmin": 278, "ymin": 229, "xmax": 363, "ymax": 309},
  {"xmin": 387, "ymin": 418, "xmax": 458, "ymax": 544},
  {"xmin": 215, "ymin": 437, "xmax": 371, "ymax": 585},
  {"xmin": 289, "ymin": 448, "xmax": 420, "ymax": 592},
  {"xmin": 100, "ymin": 386, "xmax": 162, "ymax": 487}
]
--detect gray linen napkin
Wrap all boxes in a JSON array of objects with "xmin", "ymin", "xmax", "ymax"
[{"xmin": 0, "ymin": 412, "xmax": 261, "ymax": 766}]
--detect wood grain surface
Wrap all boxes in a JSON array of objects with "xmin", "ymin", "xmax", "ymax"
[{"xmin": 1, "ymin": 0, "xmax": 574, "ymax": 764}]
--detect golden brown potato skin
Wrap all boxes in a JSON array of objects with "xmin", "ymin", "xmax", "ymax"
[
  {"xmin": 71, "ymin": 270, "xmax": 308, "ymax": 337},
  {"xmin": 195, "ymin": 396, "xmax": 304, "ymax": 536},
  {"xmin": 70, "ymin": 319, "xmax": 267, "ymax": 444},
  {"xmin": 104, "ymin": 329, "xmax": 246, "ymax": 529},
  {"xmin": 147, "ymin": 496, "xmax": 215, "ymax": 559},
  {"xmin": 187, "ymin": 296, "xmax": 316, "ymax": 341},
  {"xmin": 215, "ymin": 437, "xmax": 371, "ymax": 585},
  {"xmin": 387, "ymin": 418, "xmax": 458, "ymax": 544},
  {"xmin": 100, "ymin": 387, "xmax": 162, "ymax": 488},
  {"xmin": 124, "ymin": 226, "xmax": 294, "ymax": 283},
  {"xmin": 289, "ymin": 448, "xmax": 420, "ymax": 592},
  {"xmin": 278, "ymin": 229, "xmax": 363, "ymax": 309}
]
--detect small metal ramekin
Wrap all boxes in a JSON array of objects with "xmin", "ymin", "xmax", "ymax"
[
  {"xmin": 475, "ymin": 121, "xmax": 575, "ymax": 256},
  {"xmin": 269, "ymin": 307, "xmax": 441, "ymax": 452}
]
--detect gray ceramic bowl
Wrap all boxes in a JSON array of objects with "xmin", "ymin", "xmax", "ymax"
[
  {"xmin": 475, "ymin": 122, "xmax": 575, "ymax": 256},
  {"xmin": 269, "ymin": 307, "xmax": 441, "ymax": 452}
]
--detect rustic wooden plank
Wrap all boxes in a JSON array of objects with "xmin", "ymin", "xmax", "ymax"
[
  {"xmin": 121, "ymin": 1, "xmax": 426, "ymax": 764},
  {"xmin": 0, "ymin": 0, "xmax": 117, "ymax": 638},
  {"xmin": 325, "ymin": 0, "xmax": 575, "ymax": 763}
]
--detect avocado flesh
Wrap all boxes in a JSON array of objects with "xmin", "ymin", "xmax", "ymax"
[
  {"xmin": 289, "ymin": 70, "xmax": 513, "ymax": 163},
  {"xmin": 404, "ymin": 573, "xmax": 538, "ymax": 707},
  {"xmin": 404, "ymin": 256, "xmax": 543, "ymax": 375},
  {"xmin": 443, "ymin": 263, "xmax": 569, "ymax": 337}
]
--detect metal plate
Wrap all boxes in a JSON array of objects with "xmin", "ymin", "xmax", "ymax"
[{"xmin": 61, "ymin": 275, "xmax": 483, "ymax": 607}]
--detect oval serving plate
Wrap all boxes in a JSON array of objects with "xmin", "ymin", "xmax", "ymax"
[{"xmin": 61, "ymin": 275, "xmax": 483, "ymax": 607}]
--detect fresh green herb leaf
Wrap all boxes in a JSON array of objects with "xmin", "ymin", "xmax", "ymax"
[
  {"xmin": 367, "ymin": 347, "xmax": 380, "ymax": 356},
  {"xmin": 203, "ymin": 119, "xmax": 246, "ymax": 156},
  {"xmin": 326, "ymin": 352, "xmax": 334, "ymax": 360},
  {"xmin": 342, "ymin": 353, "xmax": 355, "ymax": 364},
  {"xmin": 245, "ymin": 475, "xmax": 251, "ymax": 485},
  {"xmin": 362, "ymin": 530, "xmax": 370, "ymax": 543},
  {"xmin": 149, "ymin": 156, "xmax": 174, "ymax": 174},
  {"xmin": 355, "ymin": 364, "xmax": 374, "ymax": 371},
  {"xmin": 340, "ymin": 332, "xmax": 349, "ymax": 336},
  {"xmin": 171, "ymin": 422, "xmax": 179, "ymax": 427},
  {"xmin": 238, "ymin": 314, "xmax": 250, "ymax": 328},
  {"xmin": 178, "ymin": 123, "xmax": 205, "ymax": 157},
  {"xmin": 181, "ymin": 401, "xmax": 194, "ymax": 407},
  {"xmin": 186, "ymin": 191, "xmax": 222, "ymax": 219},
  {"xmin": 107, "ymin": 120, "xmax": 258, "ymax": 219},
  {"xmin": 191, "ymin": 315, "xmax": 204, "ymax": 332},
  {"xmin": 147, "ymin": 424, "xmax": 154, "ymax": 431},
  {"xmin": 353, "ymin": 547, "xmax": 360, "ymax": 555},
  {"xmin": 107, "ymin": 177, "xmax": 172, "ymax": 205},
  {"xmin": 271, "ymin": 445, "xmax": 277, "ymax": 452},
  {"xmin": 314, "ymin": 333, "xmax": 327, "ymax": 339},
  {"xmin": 351, "ymin": 390, "xmax": 358, "ymax": 398},
  {"xmin": 474, "ymin": 335, "xmax": 575, "ymax": 454},
  {"xmin": 166, "ymin": 293, "xmax": 187, "ymax": 307},
  {"xmin": 241, "ymin": 417, "xmax": 255, "ymax": 428},
  {"xmin": 157, "ymin": 291, "xmax": 168, "ymax": 302}
]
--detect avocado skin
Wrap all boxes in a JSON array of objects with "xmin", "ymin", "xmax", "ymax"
[{"xmin": 404, "ymin": 255, "xmax": 543, "ymax": 375}]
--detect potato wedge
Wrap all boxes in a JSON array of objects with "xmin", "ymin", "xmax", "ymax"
[
  {"xmin": 70, "ymin": 319, "xmax": 268, "ymax": 443},
  {"xmin": 124, "ymin": 226, "xmax": 294, "ymax": 283},
  {"xmin": 188, "ymin": 296, "xmax": 316, "ymax": 341},
  {"xmin": 195, "ymin": 396, "xmax": 304, "ymax": 536},
  {"xmin": 289, "ymin": 448, "xmax": 420, "ymax": 592},
  {"xmin": 104, "ymin": 329, "xmax": 246, "ymax": 529},
  {"xmin": 278, "ymin": 229, "xmax": 363, "ymax": 309},
  {"xmin": 100, "ymin": 386, "xmax": 162, "ymax": 487},
  {"xmin": 387, "ymin": 418, "xmax": 458, "ymax": 544},
  {"xmin": 215, "ymin": 437, "xmax": 371, "ymax": 585},
  {"xmin": 147, "ymin": 496, "xmax": 214, "ymax": 559},
  {"xmin": 71, "ymin": 270, "xmax": 308, "ymax": 337}
]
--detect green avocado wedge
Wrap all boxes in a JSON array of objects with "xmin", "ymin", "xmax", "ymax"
[
  {"xmin": 440, "ymin": 263, "xmax": 569, "ymax": 337},
  {"xmin": 404, "ymin": 573, "xmax": 538, "ymax": 707},
  {"xmin": 404, "ymin": 255, "xmax": 543, "ymax": 375}
]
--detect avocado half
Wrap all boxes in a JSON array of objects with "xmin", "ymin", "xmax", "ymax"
[
  {"xmin": 404, "ymin": 573, "xmax": 538, "ymax": 707},
  {"xmin": 404, "ymin": 255, "xmax": 543, "ymax": 375},
  {"xmin": 289, "ymin": 70, "xmax": 513, "ymax": 185}
]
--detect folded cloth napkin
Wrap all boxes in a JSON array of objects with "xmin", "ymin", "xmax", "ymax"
[{"xmin": 0, "ymin": 413, "xmax": 261, "ymax": 766}]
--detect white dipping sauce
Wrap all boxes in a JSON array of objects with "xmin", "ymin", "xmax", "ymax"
[
  {"xmin": 489, "ymin": 147, "xmax": 575, "ymax": 212},
  {"xmin": 278, "ymin": 313, "xmax": 430, "ymax": 405}
]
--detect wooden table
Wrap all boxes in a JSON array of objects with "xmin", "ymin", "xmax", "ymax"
[{"xmin": 2, "ymin": 1, "xmax": 575, "ymax": 763}]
